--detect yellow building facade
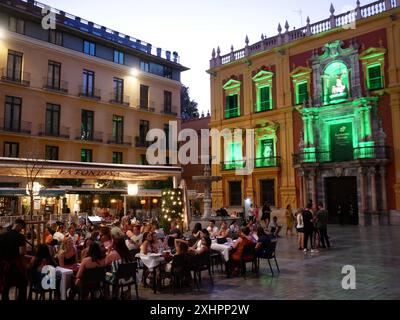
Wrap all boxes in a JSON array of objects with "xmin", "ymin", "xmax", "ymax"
[
  {"xmin": 209, "ymin": 0, "xmax": 400, "ymax": 220},
  {"xmin": 0, "ymin": 0, "xmax": 187, "ymax": 215}
]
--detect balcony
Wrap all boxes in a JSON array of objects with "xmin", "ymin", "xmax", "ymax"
[
  {"xmin": 43, "ymin": 77, "xmax": 68, "ymax": 93},
  {"xmin": 254, "ymin": 101, "xmax": 272, "ymax": 113},
  {"xmin": 38, "ymin": 125, "xmax": 70, "ymax": 139},
  {"xmin": 135, "ymin": 136, "xmax": 151, "ymax": 148},
  {"xmin": 0, "ymin": 118, "xmax": 31, "ymax": 134},
  {"xmin": 255, "ymin": 157, "xmax": 281, "ymax": 168},
  {"xmin": 1, "ymin": 68, "xmax": 30, "ymax": 86},
  {"xmin": 75, "ymin": 130, "xmax": 103, "ymax": 143},
  {"xmin": 137, "ymin": 99, "xmax": 155, "ymax": 112},
  {"xmin": 293, "ymin": 146, "xmax": 389, "ymax": 165},
  {"xmin": 225, "ymin": 107, "xmax": 240, "ymax": 119},
  {"xmin": 78, "ymin": 86, "xmax": 101, "ymax": 100},
  {"xmin": 163, "ymin": 105, "xmax": 178, "ymax": 116},
  {"xmin": 109, "ymin": 93, "xmax": 130, "ymax": 106},
  {"xmin": 107, "ymin": 134, "xmax": 132, "ymax": 146},
  {"xmin": 221, "ymin": 160, "xmax": 246, "ymax": 171}
]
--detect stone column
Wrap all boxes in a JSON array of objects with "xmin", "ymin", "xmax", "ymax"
[
  {"xmin": 380, "ymin": 166, "xmax": 388, "ymax": 212},
  {"xmin": 369, "ymin": 167, "xmax": 377, "ymax": 213},
  {"xmin": 358, "ymin": 167, "xmax": 366, "ymax": 215},
  {"xmin": 299, "ymin": 171, "xmax": 304, "ymax": 209}
]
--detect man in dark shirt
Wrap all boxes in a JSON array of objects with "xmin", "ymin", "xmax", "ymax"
[
  {"xmin": 317, "ymin": 202, "xmax": 331, "ymax": 248},
  {"xmin": 0, "ymin": 219, "xmax": 28, "ymax": 300},
  {"xmin": 302, "ymin": 204, "xmax": 315, "ymax": 252},
  {"xmin": 167, "ymin": 220, "xmax": 182, "ymax": 248}
]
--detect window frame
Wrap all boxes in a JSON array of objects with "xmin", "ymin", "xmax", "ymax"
[{"xmin": 3, "ymin": 142, "xmax": 19, "ymax": 158}]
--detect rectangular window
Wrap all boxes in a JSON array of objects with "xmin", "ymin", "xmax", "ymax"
[
  {"xmin": 45, "ymin": 103, "xmax": 60, "ymax": 136},
  {"xmin": 49, "ymin": 30, "xmax": 63, "ymax": 46},
  {"xmin": 224, "ymin": 141, "xmax": 243, "ymax": 170},
  {"xmin": 140, "ymin": 85, "xmax": 149, "ymax": 108},
  {"xmin": 112, "ymin": 152, "xmax": 123, "ymax": 164},
  {"xmin": 229, "ymin": 181, "xmax": 242, "ymax": 206},
  {"xmin": 113, "ymin": 78, "xmax": 124, "ymax": 103},
  {"xmin": 258, "ymin": 86, "xmax": 271, "ymax": 111},
  {"xmin": 6, "ymin": 50, "xmax": 23, "ymax": 82},
  {"xmin": 47, "ymin": 61, "xmax": 61, "ymax": 90},
  {"xmin": 45, "ymin": 146, "xmax": 59, "ymax": 160},
  {"xmin": 9, "ymin": 17, "xmax": 24, "ymax": 34},
  {"xmin": 4, "ymin": 96, "xmax": 21, "ymax": 132},
  {"xmin": 82, "ymin": 70, "xmax": 95, "ymax": 96},
  {"xmin": 164, "ymin": 91, "xmax": 172, "ymax": 113},
  {"xmin": 225, "ymin": 94, "xmax": 239, "ymax": 118},
  {"xmin": 81, "ymin": 149, "xmax": 93, "ymax": 163},
  {"xmin": 367, "ymin": 65, "xmax": 383, "ymax": 90},
  {"xmin": 112, "ymin": 115, "xmax": 124, "ymax": 144},
  {"xmin": 140, "ymin": 61, "xmax": 150, "ymax": 72},
  {"xmin": 81, "ymin": 110, "xmax": 94, "ymax": 140},
  {"xmin": 296, "ymin": 82, "xmax": 309, "ymax": 105},
  {"xmin": 139, "ymin": 120, "xmax": 150, "ymax": 144},
  {"xmin": 3, "ymin": 142, "xmax": 19, "ymax": 158},
  {"xmin": 113, "ymin": 50, "xmax": 124, "ymax": 65},
  {"xmin": 163, "ymin": 66, "xmax": 172, "ymax": 79},
  {"xmin": 83, "ymin": 40, "xmax": 96, "ymax": 56}
]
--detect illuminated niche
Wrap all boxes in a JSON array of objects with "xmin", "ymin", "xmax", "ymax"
[
  {"xmin": 223, "ymin": 132, "xmax": 243, "ymax": 170},
  {"xmin": 255, "ymin": 123, "xmax": 278, "ymax": 168},
  {"xmin": 323, "ymin": 61, "xmax": 350, "ymax": 105}
]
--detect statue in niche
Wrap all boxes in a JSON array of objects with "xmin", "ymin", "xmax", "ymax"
[{"xmin": 332, "ymin": 74, "xmax": 346, "ymax": 95}]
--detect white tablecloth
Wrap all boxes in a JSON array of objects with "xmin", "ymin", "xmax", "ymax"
[
  {"xmin": 211, "ymin": 241, "xmax": 235, "ymax": 262},
  {"xmin": 56, "ymin": 267, "xmax": 73, "ymax": 300},
  {"xmin": 136, "ymin": 253, "xmax": 165, "ymax": 270}
]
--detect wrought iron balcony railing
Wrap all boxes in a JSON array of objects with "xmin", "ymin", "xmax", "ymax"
[
  {"xmin": 107, "ymin": 134, "xmax": 132, "ymax": 146},
  {"xmin": 0, "ymin": 118, "xmax": 32, "ymax": 134},
  {"xmin": 38, "ymin": 124, "xmax": 70, "ymax": 139},
  {"xmin": 225, "ymin": 107, "xmax": 240, "ymax": 119},
  {"xmin": 137, "ymin": 99, "xmax": 155, "ymax": 112},
  {"xmin": 135, "ymin": 136, "xmax": 151, "ymax": 148},
  {"xmin": 43, "ymin": 77, "xmax": 68, "ymax": 93},
  {"xmin": 78, "ymin": 86, "xmax": 101, "ymax": 100},
  {"xmin": 1, "ymin": 68, "xmax": 30, "ymax": 86},
  {"xmin": 255, "ymin": 157, "xmax": 281, "ymax": 168},
  {"xmin": 163, "ymin": 105, "xmax": 178, "ymax": 116},
  {"xmin": 75, "ymin": 129, "xmax": 103, "ymax": 143},
  {"xmin": 109, "ymin": 93, "xmax": 130, "ymax": 106}
]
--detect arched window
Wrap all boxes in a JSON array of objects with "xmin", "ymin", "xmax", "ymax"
[{"xmin": 322, "ymin": 61, "xmax": 350, "ymax": 105}]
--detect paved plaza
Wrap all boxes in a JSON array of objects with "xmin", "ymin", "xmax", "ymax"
[{"xmin": 139, "ymin": 225, "xmax": 400, "ymax": 300}]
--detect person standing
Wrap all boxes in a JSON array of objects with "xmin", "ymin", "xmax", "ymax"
[
  {"xmin": 302, "ymin": 204, "xmax": 315, "ymax": 253},
  {"xmin": 296, "ymin": 210, "xmax": 304, "ymax": 250},
  {"xmin": 0, "ymin": 219, "xmax": 28, "ymax": 300},
  {"xmin": 317, "ymin": 202, "xmax": 331, "ymax": 248},
  {"xmin": 285, "ymin": 205, "xmax": 294, "ymax": 236}
]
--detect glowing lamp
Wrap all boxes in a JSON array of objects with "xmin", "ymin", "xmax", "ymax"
[{"xmin": 127, "ymin": 183, "xmax": 139, "ymax": 196}]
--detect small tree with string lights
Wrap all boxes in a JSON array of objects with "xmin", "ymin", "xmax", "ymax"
[{"xmin": 160, "ymin": 188, "xmax": 184, "ymax": 233}]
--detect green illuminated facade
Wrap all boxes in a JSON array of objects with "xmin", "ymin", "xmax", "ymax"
[{"xmin": 294, "ymin": 41, "xmax": 389, "ymax": 223}]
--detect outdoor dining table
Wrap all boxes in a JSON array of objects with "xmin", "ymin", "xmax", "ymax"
[
  {"xmin": 211, "ymin": 239, "xmax": 236, "ymax": 262},
  {"xmin": 135, "ymin": 252, "xmax": 167, "ymax": 294}
]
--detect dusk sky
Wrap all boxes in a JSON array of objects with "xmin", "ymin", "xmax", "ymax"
[{"xmin": 42, "ymin": 0, "xmax": 367, "ymax": 113}]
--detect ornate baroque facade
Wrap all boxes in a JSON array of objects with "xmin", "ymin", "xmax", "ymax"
[{"xmin": 208, "ymin": 0, "xmax": 400, "ymax": 224}]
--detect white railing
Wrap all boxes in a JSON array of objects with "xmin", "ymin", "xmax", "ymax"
[{"xmin": 213, "ymin": 0, "xmax": 398, "ymax": 67}]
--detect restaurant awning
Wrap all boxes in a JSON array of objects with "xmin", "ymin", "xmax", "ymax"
[
  {"xmin": 0, "ymin": 157, "xmax": 181, "ymax": 181},
  {"xmin": 0, "ymin": 188, "xmax": 66, "ymax": 196}
]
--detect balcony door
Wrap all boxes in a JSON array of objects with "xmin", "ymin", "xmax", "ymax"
[
  {"xmin": 7, "ymin": 50, "xmax": 23, "ymax": 81},
  {"xmin": 4, "ymin": 96, "xmax": 21, "ymax": 131},
  {"xmin": 45, "ymin": 104, "xmax": 60, "ymax": 136},
  {"xmin": 47, "ymin": 61, "xmax": 61, "ymax": 89},
  {"xmin": 81, "ymin": 110, "xmax": 94, "ymax": 140}
]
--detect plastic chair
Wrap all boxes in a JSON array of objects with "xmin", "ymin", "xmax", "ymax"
[
  {"xmin": 106, "ymin": 262, "xmax": 139, "ymax": 300},
  {"xmin": 256, "ymin": 240, "xmax": 280, "ymax": 276}
]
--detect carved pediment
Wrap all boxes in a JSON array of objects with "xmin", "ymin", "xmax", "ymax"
[
  {"xmin": 252, "ymin": 69, "xmax": 274, "ymax": 82},
  {"xmin": 290, "ymin": 66, "xmax": 312, "ymax": 78},
  {"xmin": 223, "ymin": 78, "xmax": 241, "ymax": 90},
  {"xmin": 312, "ymin": 40, "xmax": 359, "ymax": 63},
  {"xmin": 359, "ymin": 47, "xmax": 387, "ymax": 61}
]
